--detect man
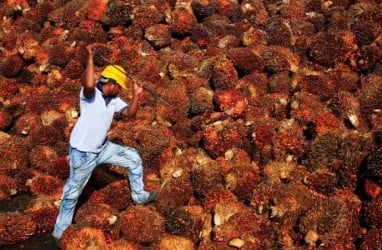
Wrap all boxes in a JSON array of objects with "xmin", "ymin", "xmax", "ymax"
[{"xmin": 52, "ymin": 45, "xmax": 158, "ymax": 240}]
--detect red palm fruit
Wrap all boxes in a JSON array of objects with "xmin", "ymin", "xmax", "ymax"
[
  {"xmin": 138, "ymin": 56, "xmax": 161, "ymax": 83},
  {"xmin": 24, "ymin": 85, "xmax": 58, "ymax": 114},
  {"xmin": 117, "ymin": 206, "xmax": 165, "ymax": 244},
  {"xmin": 0, "ymin": 53, "xmax": 25, "ymax": 78},
  {"xmin": 263, "ymin": 160, "xmax": 309, "ymax": 185},
  {"xmin": 166, "ymin": 52, "xmax": 199, "ymax": 78},
  {"xmin": 46, "ymin": 155, "xmax": 69, "ymax": 180},
  {"xmin": 211, "ymin": 0, "xmax": 238, "ymax": 18},
  {"xmin": 169, "ymin": 6, "xmax": 197, "ymax": 37},
  {"xmin": 210, "ymin": 55, "xmax": 238, "ymax": 90},
  {"xmin": 83, "ymin": 0, "xmax": 109, "ymax": 21},
  {"xmin": 88, "ymin": 180, "xmax": 132, "ymax": 211},
  {"xmin": 292, "ymin": 92, "xmax": 344, "ymax": 136},
  {"xmin": 303, "ymin": 168, "xmax": 338, "ymax": 196},
  {"xmin": 265, "ymin": 19, "xmax": 293, "ymax": 47},
  {"xmin": 327, "ymin": 63, "xmax": 359, "ymax": 92},
  {"xmin": 106, "ymin": 239, "xmax": 142, "ymax": 250},
  {"xmin": 273, "ymin": 120, "xmax": 305, "ymax": 160},
  {"xmin": 63, "ymin": 58, "xmax": 85, "ymax": 79},
  {"xmin": 303, "ymin": 131, "xmax": 373, "ymax": 191},
  {"xmin": 329, "ymin": 91, "xmax": 362, "ymax": 129},
  {"xmin": 361, "ymin": 194, "xmax": 382, "ymax": 229},
  {"xmin": 26, "ymin": 171, "xmax": 63, "ymax": 200},
  {"xmin": 248, "ymin": 118, "xmax": 278, "ymax": 161},
  {"xmin": 189, "ymin": 23, "xmax": 211, "ymax": 48},
  {"xmin": 211, "ymin": 205, "xmax": 262, "ymax": 247},
  {"xmin": 155, "ymin": 170, "xmax": 193, "ymax": 214},
  {"xmin": 203, "ymin": 187, "xmax": 238, "ymax": 212},
  {"xmin": 157, "ymin": 234, "xmax": 195, "ymax": 250},
  {"xmin": 309, "ymin": 32, "xmax": 350, "ymax": 67},
  {"xmin": 267, "ymin": 71, "xmax": 293, "ymax": 95},
  {"xmin": 191, "ymin": 0, "xmax": 215, "ymax": 22},
  {"xmin": 183, "ymin": 205, "xmax": 209, "ymax": 243},
  {"xmin": 74, "ymin": 202, "xmax": 118, "ymax": 231},
  {"xmin": 24, "ymin": 195, "xmax": 59, "ymax": 232},
  {"xmin": 190, "ymin": 156, "xmax": 225, "ymax": 201},
  {"xmin": 242, "ymin": 0, "xmax": 270, "ymax": 20},
  {"xmin": 257, "ymin": 45, "xmax": 300, "ymax": 73},
  {"xmin": 187, "ymin": 84, "xmax": 214, "ymax": 119},
  {"xmin": 250, "ymin": 180, "xmax": 316, "ymax": 226},
  {"xmin": 362, "ymin": 179, "xmax": 381, "ymax": 199},
  {"xmin": 253, "ymin": 93, "xmax": 289, "ymax": 121},
  {"xmin": 242, "ymin": 26, "xmax": 268, "ymax": 46},
  {"xmin": 0, "ymin": 78, "xmax": 19, "ymax": 100},
  {"xmin": 302, "ymin": 132, "xmax": 341, "ymax": 172},
  {"xmin": 69, "ymin": 20, "xmax": 108, "ymax": 44},
  {"xmin": 164, "ymin": 207, "xmax": 194, "ymax": 238},
  {"xmin": 47, "ymin": 42, "xmax": 71, "ymax": 68},
  {"xmin": 14, "ymin": 113, "xmax": 41, "ymax": 136},
  {"xmin": 352, "ymin": 43, "xmax": 382, "ymax": 72},
  {"xmin": 0, "ymin": 141, "xmax": 30, "ymax": 175},
  {"xmin": 127, "ymin": 125, "xmax": 175, "ymax": 173},
  {"xmin": 145, "ymin": 24, "xmax": 171, "ymax": 49},
  {"xmin": 351, "ymin": 17, "xmax": 379, "ymax": 48},
  {"xmin": 154, "ymin": 80, "xmax": 189, "ymax": 126},
  {"xmin": 0, "ymin": 106, "xmax": 12, "ymax": 131},
  {"xmin": 29, "ymin": 145, "xmax": 57, "ymax": 172},
  {"xmin": 225, "ymin": 163, "xmax": 260, "ymax": 201},
  {"xmin": 212, "ymin": 200, "xmax": 248, "ymax": 227},
  {"xmin": 214, "ymin": 89, "xmax": 248, "ymax": 119},
  {"xmin": 251, "ymin": 118, "xmax": 278, "ymax": 158},
  {"xmin": 100, "ymin": 1, "xmax": 134, "ymax": 27},
  {"xmin": 0, "ymin": 212, "xmax": 36, "ymax": 246},
  {"xmin": 215, "ymin": 148, "xmax": 251, "ymax": 174},
  {"xmin": 356, "ymin": 75, "xmax": 382, "ymax": 125},
  {"xmin": 201, "ymin": 120, "xmax": 252, "ymax": 159},
  {"xmin": 335, "ymin": 133, "xmax": 372, "ymax": 191},
  {"xmin": 227, "ymin": 47, "xmax": 265, "ymax": 74},
  {"xmin": 60, "ymin": 226, "xmax": 107, "ymax": 250},
  {"xmin": 0, "ymin": 174, "xmax": 17, "ymax": 201},
  {"xmin": 278, "ymin": 0, "xmax": 305, "ymax": 19},
  {"xmin": 359, "ymin": 228, "xmax": 382, "ymax": 250},
  {"xmin": 28, "ymin": 124, "xmax": 64, "ymax": 147},
  {"xmin": 13, "ymin": 168, "xmax": 34, "ymax": 193},
  {"xmin": 132, "ymin": 5, "xmax": 164, "ymax": 29},
  {"xmin": 298, "ymin": 196, "xmax": 361, "ymax": 247},
  {"xmin": 299, "ymin": 73, "xmax": 336, "ymax": 101}
]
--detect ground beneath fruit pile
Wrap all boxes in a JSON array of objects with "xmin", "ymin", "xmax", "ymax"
[{"xmin": 0, "ymin": 233, "xmax": 59, "ymax": 250}]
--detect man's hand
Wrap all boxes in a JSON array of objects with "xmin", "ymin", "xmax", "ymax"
[
  {"xmin": 86, "ymin": 45, "xmax": 93, "ymax": 57},
  {"xmin": 121, "ymin": 78, "xmax": 143, "ymax": 118},
  {"xmin": 132, "ymin": 79, "xmax": 144, "ymax": 96}
]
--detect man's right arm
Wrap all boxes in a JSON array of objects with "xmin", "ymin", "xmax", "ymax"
[{"xmin": 83, "ymin": 46, "xmax": 96, "ymax": 98}]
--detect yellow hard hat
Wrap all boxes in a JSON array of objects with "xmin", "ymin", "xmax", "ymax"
[{"xmin": 100, "ymin": 65, "xmax": 127, "ymax": 89}]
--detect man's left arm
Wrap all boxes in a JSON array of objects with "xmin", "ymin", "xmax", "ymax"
[{"xmin": 121, "ymin": 81, "xmax": 143, "ymax": 118}]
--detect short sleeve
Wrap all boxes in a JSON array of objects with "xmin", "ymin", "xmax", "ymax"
[
  {"xmin": 114, "ymin": 97, "xmax": 129, "ymax": 113},
  {"xmin": 79, "ymin": 87, "xmax": 95, "ymax": 102}
]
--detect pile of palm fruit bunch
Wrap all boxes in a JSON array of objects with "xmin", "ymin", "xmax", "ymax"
[{"xmin": 0, "ymin": 0, "xmax": 381, "ymax": 249}]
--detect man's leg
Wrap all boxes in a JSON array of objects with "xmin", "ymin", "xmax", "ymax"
[
  {"xmin": 52, "ymin": 148, "xmax": 97, "ymax": 239},
  {"xmin": 97, "ymin": 142, "xmax": 156, "ymax": 204}
]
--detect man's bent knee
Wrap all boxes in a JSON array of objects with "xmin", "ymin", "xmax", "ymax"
[{"xmin": 62, "ymin": 180, "xmax": 84, "ymax": 200}]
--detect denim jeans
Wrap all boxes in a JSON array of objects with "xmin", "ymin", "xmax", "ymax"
[{"xmin": 52, "ymin": 141, "xmax": 150, "ymax": 239}]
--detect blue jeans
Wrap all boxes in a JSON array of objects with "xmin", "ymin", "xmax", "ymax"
[{"xmin": 52, "ymin": 141, "xmax": 150, "ymax": 239}]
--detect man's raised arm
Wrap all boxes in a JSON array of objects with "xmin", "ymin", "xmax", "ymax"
[{"xmin": 83, "ymin": 45, "xmax": 96, "ymax": 98}]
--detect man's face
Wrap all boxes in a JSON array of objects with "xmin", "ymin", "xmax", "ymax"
[{"xmin": 106, "ymin": 79, "xmax": 121, "ymax": 96}]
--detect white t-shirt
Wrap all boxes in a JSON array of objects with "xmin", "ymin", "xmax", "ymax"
[{"xmin": 69, "ymin": 87, "xmax": 128, "ymax": 153}]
